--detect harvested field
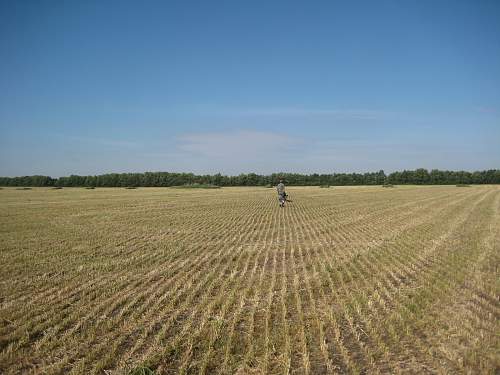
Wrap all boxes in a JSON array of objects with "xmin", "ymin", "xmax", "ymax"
[{"xmin": 0, "ymin": 185, "xmax": 499, "ymax": 374}]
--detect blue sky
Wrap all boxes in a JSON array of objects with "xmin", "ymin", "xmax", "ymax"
[{"xmin": 1, "ymin": 0, "xmax": 499, "ymax": 176}]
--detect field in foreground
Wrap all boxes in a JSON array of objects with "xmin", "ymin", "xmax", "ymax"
[{"xmin": 0, "ymin": 186, "xmax": 499, "ymax": 374}]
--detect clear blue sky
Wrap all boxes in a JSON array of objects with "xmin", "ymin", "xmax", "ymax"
[{"xmin": 1, "ymin": 0, "xmax": 499, "ymax": 176}]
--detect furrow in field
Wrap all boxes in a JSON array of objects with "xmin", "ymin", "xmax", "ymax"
[
  {"xmin": 1, "ymin": 212, "xmax": 227, "ymax": 336},
  {"xmin": 85, "ymin": 200, "xmax": 269, "ymax": 373},
  {"xmin": 1, "ymin": 186, "xmax": 498, "ymax": 375},
  {"xmin": 288, "ymin": 196, "xmax": 382, "ymax": 373},
  {"xmin": 344, "ymin": 191, "xmax": 484, "ymax": 364},
  {"xmin": 236, "ymin": 195, "xmax": 281, "ymax": 374},
  {"xmin": 299, "ymin": 198, "xmax": 386, "ymax": 375},
  {"xmin": 217, "ymin": 196, "xmax": 278, "ymax": 374},
  {"xmin": 7, "ymin": 198, "xmax": 264, "ymax": 372},
  {"xmin": 253, "ymin": 200, "xmax": 281, "ymax": 375},
  {"xmin": 397, "ymin": 188, "xmax": 500, "ymax": 372},
  {"xmin": 309, "ymin": 189, "xmax": 472, "ymax": 259},
  {"xmin": 184, "ymin": 199, "xmax": 275, "ymax": 375},
  {"xmin": 146, "ymin": 200, "xmax": 275, "ymax": 374},
  {"xmin": 278, "ymin": 204, "xmax": 297, "ymax": 375},
  {"xmin": 290, "ymin": 188, "xmax": 484, "ymax": 374},
  {"xmin": 287, "ymin": 198, "xmax": 336, "ymax": 375},
  {"xmin": 341, "ymin": 188, "xmax": 494, "ymax": 372}
]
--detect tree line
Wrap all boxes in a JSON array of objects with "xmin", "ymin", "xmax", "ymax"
[{"xmin": 1, "ymin": 169, "xmax": 499, "ymax": 187}]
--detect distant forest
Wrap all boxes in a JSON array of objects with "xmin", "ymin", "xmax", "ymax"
[{"xmin": 1, "ymin": 169, "xmax": 499, "ymax": 187}]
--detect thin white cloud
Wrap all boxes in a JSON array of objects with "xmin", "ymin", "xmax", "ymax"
[
  {"xmin": 55, "ymin": 134, "xmax": 140, "ymax": 148},
  {"xmin": 176, "ymin": 130, "xmax": 300, "ymax": 158},
  {"xmin": 474, "ymin": 106, "xmax": 500, "ymax": 114},
  {"xmin": 136, "ymin": 130, "xmax": 305, "ymax": 175},
  {"xmin": 218, "ymin": 107, "xmax": 395, "ymax": 120}
]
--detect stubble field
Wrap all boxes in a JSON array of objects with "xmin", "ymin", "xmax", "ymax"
[{"xmin": 0, "ymin": 185, "xmax": 499, "ymax": 374}]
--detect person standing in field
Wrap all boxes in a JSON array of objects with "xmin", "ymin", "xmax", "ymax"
[{"xmin": 277, "ymin": 179, "xmax": 286, "ymax": 207}]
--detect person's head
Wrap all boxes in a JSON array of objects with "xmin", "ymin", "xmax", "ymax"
[{"xmin": 279, "ymin": 179, "xmax": 283, "ymax": 183}]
